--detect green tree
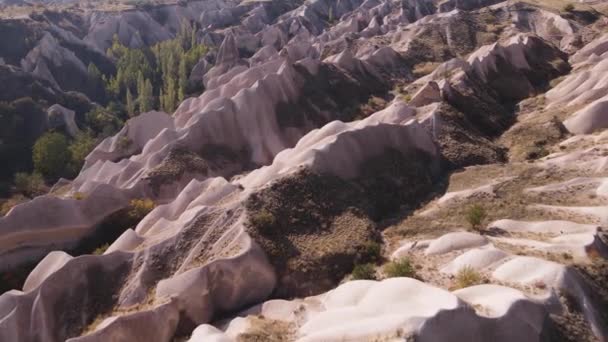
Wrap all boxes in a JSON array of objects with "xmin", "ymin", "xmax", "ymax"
[
  {"xmin": 163, "ymin": 77, "xmax": 177, "ymax": 112},
  {"xmin": 141, "ymin": 79, "xmax": 154, "ymax": 112},
  {"xmin": 87, "ymin": 62, "xmax": 102, "ymax": 82},
  {"xmin": 126, "ymin": 88, "xmax": 135, "ymax": 117},
  {"xmin": 68, "ymin": 132, "xmax": 97, "ymax": 175},
  {"xmin": 32, "ymin": 132, "xmax": 71, "ymax": 180},
  {"xmin": 178, "ymin": 57, "xmax": 187, "ymax": 102}
]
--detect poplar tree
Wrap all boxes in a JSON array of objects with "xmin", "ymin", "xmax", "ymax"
[{"xmin": 126, "ymin": 88, "xmax": 135, "ymax": 117}]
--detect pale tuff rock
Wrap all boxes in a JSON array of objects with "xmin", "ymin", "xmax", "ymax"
[
  {"xmin": 1, "ymin": 0, "xmax": 608, "ymax": 341},
  {"xmin": 0, "ymin": 95, "xmax": 441, "ymax": 341},
  {"xmin": 189, "ymin": 278, "xmax": 551, "ymax": 342},
  {"xmin": 545, "ymin": 34, "xmax": 608, "ymax": 134},
  {"xmin": 409, "ymin": 81, "xmax": 442, "ymax": 107},
  {"xmin": 46, "ymin": 104, "xmax": 81, "ymax": 138}
]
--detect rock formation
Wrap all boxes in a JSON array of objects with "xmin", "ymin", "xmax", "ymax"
[{"xmin": 0, "ymin": 0, "xmax": 607, "ymax": 341}]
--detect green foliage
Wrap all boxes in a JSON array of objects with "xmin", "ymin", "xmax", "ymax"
[
  {"xmin": 103, "ymin": 27, "xmax": 209, "ymax": 114},
  {"xmin": 454, "ymin": 266, "xmax": 483, "ymax": 289},
  {"xmin": 32, "ymin": 132, "xmax": 71, "ymax": 180},
  {"xmin": 68, "ymin": 132, "xmax": 97, "ymax": 175},
  {"xmin": 87, "ymin": 62, "xmax": 102, "ymax": 80},
  {"xmin": 126, "ymin": 88, "xmax": 135, "ymax": 117},
  {"xmin": 250, "ymin": 209, "xmax": 277, "ymax": 234},
  {"xmin": 128, "ymin": 198, "xmax": 156, "ymax": 221},
  {"xmin": 562, "ymin": 3, "xmax": 574, "ymax": 12},
  {"xmin": 138, "ymin": 78, "xmax": 154, "ymax": 113},
  {"xmin": 93, "ymin": 243, "xmax": 110, "ymax": 255},
  {"xmin": 117, "ymin": 136, "xmax": 133, "ymax": 151},
  {"xmin": 14, "ymin": 172, "xmax": 45, "ymax": 197},
  {"xmin": 384, "ymin": 257, "xmax": 417, "ymax": 278},
  {"xmin": 0, "ymin": 98, "xmax": 45, "ymax": 181},
  {"xmin": 107, "ymin": 35, "xmax": 154, "ymax": 95},
  {"xmin": 352, "ymin": 263, "xmax": 376, "ymax": 280},
  {"xmin": 358, "ymin": 241, "xmax": 382, "ymax": 263},
  {"xmin": 466, "ymin": 204, "xmax": 487, "ymax": 231},
  {"xmin": 0, "ymin": 195, "xmax": 27, "ymax": 216},
  {"xmin": 85, "ymin": 106, "xmax": 124, "ymax": 138}
]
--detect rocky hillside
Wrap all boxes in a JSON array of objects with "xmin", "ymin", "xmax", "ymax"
[{"xmin": 1, "ymin": 0, "xmax": 608, "ymax": 341}]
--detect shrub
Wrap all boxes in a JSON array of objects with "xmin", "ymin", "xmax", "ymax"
[
  {"xmin": 413, "ymin": 62, "xmax": 440, "ymax": 78},
  {"xmin": 352, "ymin": 263, "xmax": 376, "ymax": 280},
  {"xmin": 128, "ymin": 198, "xmax": 155, "ymax": 220},
  {"xmin": 93, "ymin": 243, "xmax": 110, "ymax": 255},
  {"xmin": 466, "ymin": 204, "xmax": 487, "ymax": 231},
  {"xmin": 68, "ymin": 132, "xmax": 97, "ymax": 175},
  {"xmin": 33, "ymin": 132, "xmax": 71, "ymax": 180},
  {"xmin": 0, "ymin": 195, "xmax": 27, "ymax": 216},
  {"xmin": 72, "ymin": 192, "xmax": 86, "ymax": 200},
  {"xmin": 117, "ymin": 136, "xmax": 133, "ymax": 151},
  {"xmin": 384, "ymin": 257, "xmax": 417, "ymax": 278},
  {"xmin": 562, "ymin": 3, "xmax": 574, "ymax": 12},
  {"xmin": 14, "ymin": 172, "xmax": 45, "ymax": 197},
  {"xmin": 250, "ymin": 209, "xmax": 277, "ymax": 234},
  {"xmin": 358, "ymin": 241, "xmax": 382, "ymax": 263},
  {"xmin": 454, "ymin": 266, "xmax": 483, "ymax": 289}
]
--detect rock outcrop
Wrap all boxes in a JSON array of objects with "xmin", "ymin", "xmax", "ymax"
[{"xmin": 0, "ymin": 0, "xmax": 607, "ymax": 341}]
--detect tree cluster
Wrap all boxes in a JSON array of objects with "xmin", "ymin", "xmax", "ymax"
[{"xmin": 100, "ymin": 21, "xmax": 208, "ymax": 115}]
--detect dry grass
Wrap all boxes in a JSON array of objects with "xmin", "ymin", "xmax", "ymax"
[
  {"xmin": 385, "ymin": 160, "xmax": 607, "ymax": 242},
  {"xmin": 384, "ymin": 257, "xmax": 417, "ymax": 278},
  {"xmin": 454, "ymin": 266, "xmax": 483, "ymax": 289},
  {"xmin": 499, "ymin": 96, "xmax": 585, "ymax": 162},
  {"xmin": 0, "ymin": 194, "xmax": 28, "ymax": 216},
  {"xmin": 412, "ymin": 62, "xmax": 441, "ymax": 78}
]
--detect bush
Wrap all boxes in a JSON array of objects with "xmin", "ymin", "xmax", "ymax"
[
  {"xmin": 0, "ymin": 195, "xmax": 27, "ymax": 216},
  {"xmin": 14, "ymin": 172, "xmax": 45, "ymax": 197},
  {"xmin": 352, "ymin": 263, "xmax": 376, "ymax": 280},
  {"xmin": 455, "ymin": 266, "xmax": 483, "ymax": 289},
  {"xmin": 466, "ymin": 204, "xmax": 487, "ymax": 231},
  {"xmin": 128, "ymin": 198, "xmax": 155, "ymax": 220},
  {"xmin": 562, "ymin": 3, "xmax": 574, "ymax": 12},
  {"xmin": 68, "ymin": 132, "xmax": 97, "ymax": 175},
  {"xmin": 358, "ymin": 241, "xmax": 382, "ymax": 263},
  {"xmin": 250, "ymin": 209, "xmax": 277, "ymax": 234},
  {"xmin": 384, "ymin": 257, "xmax": 417, "ymax": 278},
  {"xmin": 117, "ymin": 136, "xmax": 133, "ymax": 151},
  {"xmin": 32, "ymin": 132, "xmax": 71, "ymax": 180},
  {"xmin": 72, "ymin": 192, "xmax": 86, "ymax": 200},
  {"xmin": 93, "ymin": 243, "xmax": 110, "ymax": 255}
]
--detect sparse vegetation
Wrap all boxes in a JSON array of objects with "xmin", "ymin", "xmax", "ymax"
[
  {"xmin": 117, "ymin": 135, "xmax": 133, "ymax": 151},
  {"xmin": 384, "ymin": 257, "xmax": 417, "ymax": 278},
  {"xmin": 357, "ymin": 241, "xmax": 382, "ymax": 263},
  {"xmin": 0, "ymin": 195, "xmax": 27, "ymax": 216},
  {"xmin": 454, "ymin": 266, "xmax": 483, "ymax": 289},
  {"xmin": 249, "ymin": 209, "xmax": 277, "ymax": 235},
  {"xmin": 412, "ymin": 62, "xmax": 440, "ymax": 78},
  {"xmin": 466, "ymin": 204, "xmax": 487, "ymax": 231},
  {"xmin": 72, "ymin": 192, "xmax": 87, "ymax": 201},
  {"xmin": 14, "ymin": 172, "xmax": 45, "ymax": 197},
  {"xmin": 93, "ymin": 243, "xmax": 110, "ymax": 255},
  {"xmin": 127, "ymin": 198, "xmax": 156, "ymax": 220},
  {"xmin": 562, "ymin": 3, "xmax": 575, "ymax": 12},
  {"xmin": 352, "ymin": 263, "xmax": 376, "ymax": 280}
]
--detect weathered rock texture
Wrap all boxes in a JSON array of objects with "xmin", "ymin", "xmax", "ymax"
[{"xmin": 0, "ymin": 0, "xmax": 607, "ymax": 341}]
